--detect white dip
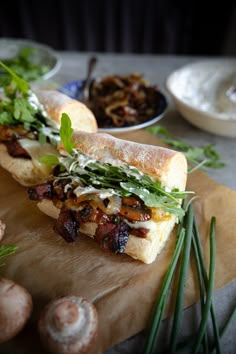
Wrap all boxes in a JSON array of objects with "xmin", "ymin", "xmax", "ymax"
[{"xmin": 174, "ymin": 62, "xmax": 236, "ymax": 120}]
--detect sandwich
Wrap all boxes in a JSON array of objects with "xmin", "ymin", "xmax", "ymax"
[
  {"xmin": 28, "ymin": 114, "xmax": 188, "ymax": 264},
  {"xmin": 0, "ymin": 62, "xmax": 97, "ymax": 186}
]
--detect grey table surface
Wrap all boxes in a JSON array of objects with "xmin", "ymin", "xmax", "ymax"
[{"xmin": 53, "ymin": 53, "xmax": 236, "ymax": 354}]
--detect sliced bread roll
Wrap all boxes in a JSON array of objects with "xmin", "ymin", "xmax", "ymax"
[{"xmin": 0, "ymin": 90, "xmax": 97, "ymax": 186}]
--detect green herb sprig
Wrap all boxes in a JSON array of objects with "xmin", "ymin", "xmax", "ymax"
[
  {"xmin": 59, "ymin": 113, "xmax": 75, "ymax": 154},
  {"xmin": 147, "ymin": 125, "xmax": 225, "ymax": 172},
  {"xmin": 0, "ymin": 245, "xmax": 17, "ymax": 267}
]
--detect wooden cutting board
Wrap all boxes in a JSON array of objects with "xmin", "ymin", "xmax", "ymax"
[{"xmin": 1, "ymin": 129, "xmax": 236, "ymax": 354}]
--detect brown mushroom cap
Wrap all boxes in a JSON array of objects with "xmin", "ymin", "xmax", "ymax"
[
  {"xmin": 38, "ymin": 296, "xmax": 98, "ymax": 354},
  {"xmin": 0, "ymin": 278, "xmax": 33, "ymax": 343}
]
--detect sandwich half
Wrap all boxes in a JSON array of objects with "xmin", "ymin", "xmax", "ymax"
[
  {"xmin": 28, "ymin": 115, "xmax": 188, "ymax": 264},
  {"xmin": 0, "ymin": 64, "xmax": 97, "ymax": 186}
]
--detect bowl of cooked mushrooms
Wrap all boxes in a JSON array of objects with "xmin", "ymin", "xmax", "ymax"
[{"xmin": 59, "ymin": 73, "xmax": 168, "ymax": 133}]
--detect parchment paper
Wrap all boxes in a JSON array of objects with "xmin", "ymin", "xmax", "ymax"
[{"xmin": 0, "ymin": 130, "xmax": 236, "ymax": 354}]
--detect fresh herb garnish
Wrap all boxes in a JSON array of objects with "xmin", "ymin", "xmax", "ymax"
[
  {"xmin": 147, "ymin": 125, "xmax": 225, "ymax": 171},
  {"xmin": 59, "ymin": 113, "xmax": 75, "ymax": 154},
  {"xmin": 56, "ymin": 151, "xmax": 188, "ymax": 217},
  {"xmin": 0, "ymin": 47, "xmax": 50, "ymax": 85},
  {"xmin": 0, "ymin": 245, "xmax": 17, "ymax": 267},
  {"xmin": 39, "ymin": 154, "xmax": 60, "ymax": 167}
]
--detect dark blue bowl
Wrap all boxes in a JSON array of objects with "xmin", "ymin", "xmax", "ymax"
[{"xmin": 58, "ymin": 79, "xmax": 85, "ymax": 100}]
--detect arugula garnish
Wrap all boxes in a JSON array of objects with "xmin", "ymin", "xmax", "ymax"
[
  {"xmin": 56, "ymin": 150, "xmax": 189, "ymax": 218},
  {"xmin": 0, "ymin": 245, "xmax": 17, "ymax": 267},
  {"xmin": 39, "ymin": 154, "xmax": 60, "ymax": 167},
  {"xmin": 147, "ymin": 125, "xmax": 225, "ymax": 172},
  {"xmin": 59, "ymin": 113, "xmax": 75, "ymax": 154}
]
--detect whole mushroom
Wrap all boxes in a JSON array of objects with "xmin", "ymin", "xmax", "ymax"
[
  {"xmin": 38, "ymin": 296, "xmax": 98, "ymax": 354},
  {"xmin": 0, "ymin": 278, "xmax": 33, "ymax": 343}
]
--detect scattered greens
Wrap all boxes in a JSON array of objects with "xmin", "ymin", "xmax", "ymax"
[
  {"xmin": 144, "ymin": 203, "xmax": 235, "ymax": 354},
  {"xmin": 41, "ymin": 113, "xmax": 190, "ymax": 218},
  {"xmin": 0, "ymin": 61, "xmax": 59, "ymax": 146},
  {"xmin": 0, "ymin": 245, "xmax": 17, "ymax": 267},
  {"xmin": 147, "ymin": 125, "xmax": 225, "ymax": 172},
  {"xmin": 0, "ymin": 47, "xmax": 50, "ymax": 85}
]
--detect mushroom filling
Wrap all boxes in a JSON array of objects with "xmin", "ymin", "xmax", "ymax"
[{"xmin": 28, "ymin": 179, "xmax": 151, "ymax": 253}]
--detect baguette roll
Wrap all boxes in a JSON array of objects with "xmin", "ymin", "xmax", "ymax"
[
  {"xmin": 0, "ymin": 90, "xmax": 97, "ymax": 186},
  {"xmin": 35, "ymin": 90, "xmax": 97, "ymax": 133},
  {"xmin": 34, "ymin": 132, "xmax": 187, "ymax": 264}
]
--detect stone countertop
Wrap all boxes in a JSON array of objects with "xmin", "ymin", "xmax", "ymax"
[{"xmin": 53, "ymin": 52, "xmax": 236, "ymax": 354}]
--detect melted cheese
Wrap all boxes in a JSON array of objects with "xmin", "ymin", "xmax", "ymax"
[
  {"xmin": 19, "ymin": 138, "xmax": 58, "ymax": 175},
  {"xmin": 125, "ymin": 219, "xmax": 167, "ymax": 232}
]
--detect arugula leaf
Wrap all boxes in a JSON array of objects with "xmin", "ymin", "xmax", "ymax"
[
  {"xmin": 59, "ymin": 113, "xmax": 75, "ymax": 154},
  {"xmin": 0, "ymin": 245, "xmax": 17, "ymax": 267},
  {"xmin": 13, "ymin": 97, "xmax": 37, "ymax": 122},
  {"xmin": 147, "ymin": 125, "xmax": 225, "ymax": 171},
  {"xmin": 39, "ymin": 154, "xmax": 60, "ymax": 167}
]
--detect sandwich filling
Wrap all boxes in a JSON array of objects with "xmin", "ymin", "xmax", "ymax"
[{"xmin": 28, "ymin": 122, "xmax": 187, "ymax": 254}]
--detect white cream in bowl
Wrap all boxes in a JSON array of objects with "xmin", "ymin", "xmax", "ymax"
[{"xmin": 166, "ymin": 59, "xmax": 236, "ymax": 137}]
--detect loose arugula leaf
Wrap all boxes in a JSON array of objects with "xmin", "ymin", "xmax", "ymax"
[
  {"xmin": 147, "ymin": 125, "xmax": 225, "ymax": 171},
  {"xmin": 60, "ymin": 113, "xmax": 75, "ymax": 154},
  {"xmin": 0, "ymin": 245, "xmax": 17, "ymax": 267}
]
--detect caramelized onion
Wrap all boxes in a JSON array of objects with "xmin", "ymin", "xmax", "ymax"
[{"xmin": 66, "ymin": 193, "xmax": 122, "ymax": 215}]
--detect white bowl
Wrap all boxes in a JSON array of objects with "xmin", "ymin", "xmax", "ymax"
[
  {"xmin": 0, "ymin": 38, "xmax": 61, "ymax": 81},
  {"xmin": 166, "ymin": 59, "xmax": 236, "ymax": 137}
]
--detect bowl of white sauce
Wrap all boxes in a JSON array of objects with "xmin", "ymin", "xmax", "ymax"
[{"xmin": 166, "ymin": 59, "xmax": 236, "ymax": 137}]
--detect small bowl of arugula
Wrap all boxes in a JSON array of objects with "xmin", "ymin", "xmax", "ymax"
[{"xmin": 0, "ymin": 38, "xmax": 61, "ymax": 85}]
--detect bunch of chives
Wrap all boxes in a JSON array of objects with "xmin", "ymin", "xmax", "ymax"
[{"xmin": 144, "ymin": 203, "xmax": 236, "ymax": 354}]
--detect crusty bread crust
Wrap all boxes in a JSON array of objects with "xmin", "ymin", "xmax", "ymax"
[
  {"xmin": 0, "ymin": 144, "xmax": 50, "ymax": 186},
  {"xmin": 38, "ymin": 200, "xmax": 177, "ymax": 264},
  {"xmin": 68, "ymin": 131, "xmax": 187, "ymax": 191},
  {"xmin": 35, "ymin": 90, "xmax": 97, "ymax": 133}
]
